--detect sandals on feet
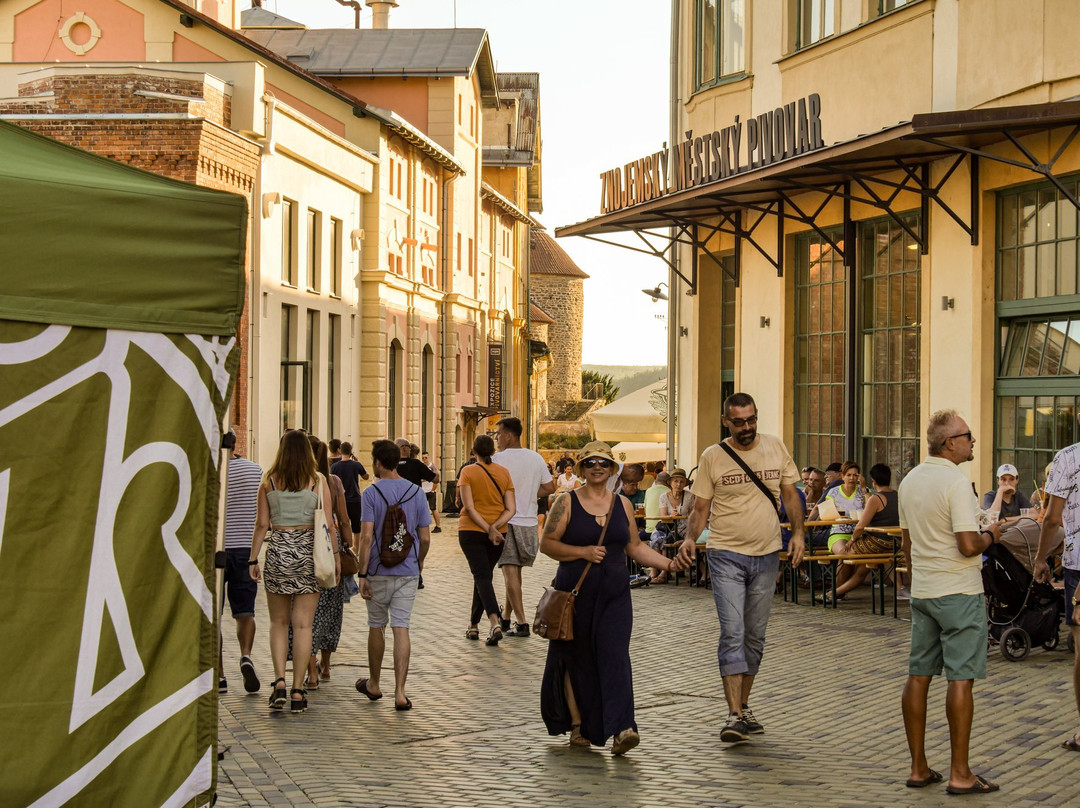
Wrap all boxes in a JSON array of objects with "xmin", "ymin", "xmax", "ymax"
[
  {"xmin": 1062, "ymin": 737, "xmax": 1080, "ymax": 752},
  {"xmin": 611, "ymin": 729, "xmax": 640, "ymax": 756},
  {"xmin": 464, "ymin": 627, "xmax": 480, "ymax": 641},
  {"xmin": 945, "ymin": 775, "xmax": 999, "ymax": 795},
  {"xmin": 906, "ymin": 770, "xmax": 944, "ymax": 788},
  {"xmin": 485, "ymin": 625, "xmax": 503, "ymax": 646},
  {"xmin": 268, "ymin": 678, "xmax": 287, "ymax": 710},
  {"xmin": 289, "ymin": 688, "xmax": 307, "ymax": 713},
  {"xmin": 569, "ymin": 724, "xmax": 590, "ymax": 747},
  {"xmin": 355, "ymin": 678, "xmax": 383, "ymax": 701}
]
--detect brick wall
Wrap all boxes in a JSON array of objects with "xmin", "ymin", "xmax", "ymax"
[
  {"xmin": 530, "ymin": 275, "xmax": 583, "ymax": 409},
  {"xmin": 0, "ymin": 70, "xmax": 260, "ymax": 452}
]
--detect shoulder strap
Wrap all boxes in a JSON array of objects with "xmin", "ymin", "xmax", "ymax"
[
  {"xmin": 719, "ymin": 441, "xmax": 779, "ymax": 512},
  {"xmin": 396, "ymin": 484, "xmax": 421, "ymax": 506},
  {"xmin": 373, "ymin": 484, "xmax": 390, "ymax": 507},
  {"xmin": 475, "ymin": 462, "xmax": 504, "ymax": 498},
  {"xmin": 569, "ymin": 492, "xmax": 619, "ymax": 595}
]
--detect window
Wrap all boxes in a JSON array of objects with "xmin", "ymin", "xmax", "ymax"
[
  {"xmin": 329, "ymin": 217, "xmax": 342, "ymax": 297},
  {"xmin": 469, "ymin": 105, "xmax": 475, "ymax": 138},
  {"xmin": 455, "ymin": 352, "xmax": 462, "ymax": 393},
  {"xmin": 388, "ymin": 339, "xmax": 403, "ymax": 437},
  {"xmin": 457, "ymin": 94, "xmax": 462, "ymax": 125},
  {"xmin": 388, "ymin": 251, "xmax": 403, "ymax": 276},
  {"xmin": 995, "ymin": 176, "xmax": 1080, "ymax": 487},
  {"xmin": 695, "ymin": 0, "xmax": 745, "ymax": 90},
  {"xmin": 873, "ymin": 0, "xmax": 915, "ymax": 17},
  {"xmin": 468, "ymin": 237, "xmax": 475, "ymax": 275},
  {"xmin": 306, "ymin": 310, "xmax": 319, "ymax": 430},
  {"xmin": 307, "ymin": 208, "xmax": 321, "ymax": 292},
  {"xmin": 794, "ymin": 215, "xmax": 922, "ymax": 478},
  {"xmin": 281, "ymin": 198, "xmax": 297, "ymax": 286},
  {"xmin": 467, "ymin": 352, "xmax": 474, "ymax": 393},
  {"xmin": 456, "ymin": 233, "xmax": 462, "ymax": 271},
  {"xmin": 280, "ymin": 304, "xmax": 310, "ymax": 433},
  {"xmin": 421, "ymin": 346, "xmax": 434, "ymax": 450},
  {"xmin": 857, "ymin": 215, "xmax": 921, "ymax": 480},
  {"xmin": 795, "ymin": 0, "xmax": 835, "ymax": 51},
  {"xmin": 327, "ymin": 314, "xmax": 340, "ymax": 437}
]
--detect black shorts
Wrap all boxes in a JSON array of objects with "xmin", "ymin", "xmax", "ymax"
[
  {"xmin": 537, "ymin": 496, "xmax": 549, "ymax": 515},
  {"xmin": 346, "ymin": 499, "xmax": 363, "ymax": 534},
  {"xmin": 426, "ymin": 491, "xmax": 437, "ymax": 510},
  {"xmin": 223, "ymin": 547, "xmax": 257, "ymax": 617}
]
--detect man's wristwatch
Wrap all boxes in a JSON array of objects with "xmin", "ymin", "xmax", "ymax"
[{"xmin": 357, "ymin": 573, "xmax": 368, "ymax": 579}]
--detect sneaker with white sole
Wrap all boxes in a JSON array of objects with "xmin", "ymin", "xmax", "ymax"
[
  {"xmin": 720, "ymin": 714, "xmax": 750, "ymax": 743},
  {"xmin": 240, "ymin": 656, "xmax": 260, "ymax": 693},
  {"xmin": 740, "ymin": 704, "xmax": 764, "ymax": 734},
  {"xmin": 506, "ymin": 622, "xmax": 530, "ymax": 637},
  {"xmin": 897, "ymin": 586, "xmax": 912, "ymax": 601},
  {"xmin": 218, "ymin": 677, "xmax": 228, "ymax": 695}
]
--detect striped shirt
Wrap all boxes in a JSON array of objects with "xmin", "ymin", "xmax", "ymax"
[{"xmin": 225, "ymin": 456, "xmax": 263, "ymax": 550}]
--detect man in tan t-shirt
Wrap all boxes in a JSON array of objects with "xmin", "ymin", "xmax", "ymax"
[{"xmin": 678, "ymin": 392, "xmax": 805, "ymax": 744}]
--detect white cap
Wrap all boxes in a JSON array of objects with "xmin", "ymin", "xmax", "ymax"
[{"xmin": 996, "ymin": 463, "xmax": 1018, "ymax": 478}]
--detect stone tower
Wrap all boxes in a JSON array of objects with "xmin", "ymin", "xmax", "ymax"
[{"xmin": 529, "ymin": 227, "xmax": 588, "ymax": 413}]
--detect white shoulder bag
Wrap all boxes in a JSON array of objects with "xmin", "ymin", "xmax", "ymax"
[{"xmin": 312, "ymin": 472, "xmax": 338, "ymax": 589}]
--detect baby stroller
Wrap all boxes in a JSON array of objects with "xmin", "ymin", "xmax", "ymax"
[{"xmin": 982, "ymin": 540, "xmax": 1062, "ymax": 662}]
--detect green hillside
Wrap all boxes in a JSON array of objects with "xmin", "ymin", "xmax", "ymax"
[{"xmin": 582, "ymin": 365, "xmax": 666, "ymax": 398}]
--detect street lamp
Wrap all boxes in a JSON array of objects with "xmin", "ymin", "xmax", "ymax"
[{"xmin": 641, "ymin": 282, "xmax": 669, "ymax": 302}]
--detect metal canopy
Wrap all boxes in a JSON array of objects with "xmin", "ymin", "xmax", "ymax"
[{"xmin": 556, "ymin": 100, "xmax": 1080, "ymax": 291}]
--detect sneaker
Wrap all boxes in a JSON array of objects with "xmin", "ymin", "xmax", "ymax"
[
  {"xmin": 500, "ymin": 617, "xmax": 512, "ymax": 632},
  {"xmin": 218, "ymin": 677, "xmax": 228, "ymax": 695},
  {"xmin": 720, "ymin": 714, "xmax": 750, "ymax": 743},
  {"xmin": 432, "ymin": 526, "xmax": 442, "ymax": 533},
  {"xmin": 418, "ymin": 574, "xmax": 425, "ymax": 590},
  {"xmin": 897, "ymin": 586, "xmax": 912, "ymax": 601},
  {"xmin": 239, "ymin": 656, "xmax": 260, "ymax": 694},
  {"xmin": 740, "ymin": 704, "xmax": 764, "ymax": 734},
  {"xmin": 506, "ymin": 622, "xmax": 530, "ymax": 637}
]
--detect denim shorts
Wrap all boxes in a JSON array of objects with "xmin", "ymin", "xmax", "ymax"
[
  {"xmin": 1065, "ymin": 568, "xmax": 1079, "ymax": 627},
  {"xmin": 706, "ymin": 549, "xmax": 780, "ymax": 677},
  {"xmin": 909, "ymin": 593, "xmax": 987, "ymax": 680},
  {"xmin": 222, "ymin": 547, "xmax": 257, "ymax": 618},
  {"xmin": 366, "ymin": 575, "xmax": 419, "ymax": 628}
]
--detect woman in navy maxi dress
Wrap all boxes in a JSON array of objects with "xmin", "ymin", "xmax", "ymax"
[{"xmin": 539, "ymin": 442, "xmax": 686, "ymax": 755}]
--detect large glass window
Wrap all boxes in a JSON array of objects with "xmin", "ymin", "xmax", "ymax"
[
  {"xmin": 388, "ymin": 339, "xmax": 403, "ymax": 438},
  {"xmin": 996, "ymin": 176, "xmax": 1080, "ymax": 492},
  {"xmin": 328, "ymin": 314, "xmax": 340, "ymax": 438},
  {"xmin": 695, "ymin": 0, "xmax": 745, "ymax": 91},
  {"xmin": 281, "ymin": 199, "xmax": 297, "ymax": 286},
  {"xmin": 794, "ymin": 227, "xmax": 846, "ymax": 469},
  {"xmin": 794, "ymin": 0, "xmax": 835, "ymax": 51},
  {"xmin": 421, "ymin": 346, "xmax": 434, "ymax": 451},
  {"xmin": 280, "ymin": 304, "xmax": 310, "ymax": 433},
  {"xmin": 330, "ymin": 217, "xmax": 342, "ymax": 297},
  {"xmin": 858, "ymin": 214, "xmax": 921, "ymax": 481},
  {"xmin": 307, "ymin": 209, "xmax": 321, "ymax": 292}
]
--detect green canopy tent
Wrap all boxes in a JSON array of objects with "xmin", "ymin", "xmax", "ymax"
[{"xmin": 0, "ymin": 120, "xmax": 247, "ymax": 807}]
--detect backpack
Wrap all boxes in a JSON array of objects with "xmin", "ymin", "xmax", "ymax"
[{"xmin": 373, "ymin": 483, "xmax": 421, "ymax": 567}]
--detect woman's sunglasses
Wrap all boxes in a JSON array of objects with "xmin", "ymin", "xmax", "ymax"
[{"xmin": 582, "ymin": 458, "xmax": 614, "ymax": 469}]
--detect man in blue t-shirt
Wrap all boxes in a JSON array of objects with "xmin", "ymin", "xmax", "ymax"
[{"xmin": 354, "ymin": 440, "xmax": 431, "ymax": 711}]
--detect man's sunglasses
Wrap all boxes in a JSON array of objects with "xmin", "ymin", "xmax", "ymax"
[
  {"xmin": 727, "ymin": 415, "xmax": 758, "ymax": 428},
  {"xmin": 948, "ymin": 431, "xmax": 973, "ymax": 441},
  {"xmin": 582, "ymin": 458, "xmax": 614, "ymax": 469}
]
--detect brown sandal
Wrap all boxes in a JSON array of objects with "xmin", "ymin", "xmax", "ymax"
[{"xmin": 569, "ymin": 724, "xmax": 590, "ymax": 747}]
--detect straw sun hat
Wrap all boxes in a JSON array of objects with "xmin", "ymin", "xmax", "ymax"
[{"xmin": 575, "ymin": 440, "xmax": 617, "ymax": 477}]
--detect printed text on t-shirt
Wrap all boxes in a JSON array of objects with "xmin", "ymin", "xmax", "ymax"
[{"xmin": 721, "ymin": 469, "xmax": 781, "ymax": 486}]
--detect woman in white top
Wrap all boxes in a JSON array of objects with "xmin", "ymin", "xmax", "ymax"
[
  {"xmin": 555, "ymin": 460, "xmax": 581, "ymax": 494},
  {"xmin": 650, "ymin": 468, "xmax": 695, "ymax": 583}
]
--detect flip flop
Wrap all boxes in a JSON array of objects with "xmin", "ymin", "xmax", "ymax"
[
  {"xmin": 945, "ymin": 775, "xmax": 999, "ymax": 795},
  {"xmin": 354, "ymin": 678, "xmax": 382, "ymax": 701},
  {"xmin": 1062, "ymin": 737, "xmax": 1080, "ymax": 752},
  {"xmin": 395, "ymin": 698, "xmax": 413, "ymax": 711},
  {"xmin": 906, "ymin": 770, "xmax": 944, "ymax": 788}
]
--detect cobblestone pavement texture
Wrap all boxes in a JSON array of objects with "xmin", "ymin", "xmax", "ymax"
[{"xmin": 215, "ymin": 520, "xmax": 1078, "ymax": 808}]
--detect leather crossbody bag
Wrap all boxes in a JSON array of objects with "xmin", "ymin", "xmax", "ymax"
[{"xmin": 533, "ymin": 492, "xmax": 618, "ymax": 641}]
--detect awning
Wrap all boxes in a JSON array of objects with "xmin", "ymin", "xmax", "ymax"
[
  {"xmin": 462, "ymin": 404, "xmax": 504, "ymax": 424},
  {"xmin": 555, "ymin": 100, "xmax": 1080, "ymax": 289},
  {"xmin": 610, "ymin": 441, "xmax": 673, "ymax": 463},
  {"xmin": 589, "ymin": 381, "xmax": 668, "ymax": 443},
  {"xmin": 0, "ymin": 119, "xmax": 247, "ymax": 335}
]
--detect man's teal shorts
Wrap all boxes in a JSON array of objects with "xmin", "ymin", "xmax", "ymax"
[{"xmin": 909, "ymin": 593, "xmax": 987, "ymax": 681}]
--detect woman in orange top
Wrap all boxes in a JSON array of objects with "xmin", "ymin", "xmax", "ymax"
[{"xmin": 457, "ymin": 434, "xmax": 516, "ymax": 645}]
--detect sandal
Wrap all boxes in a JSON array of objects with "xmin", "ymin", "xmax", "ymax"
[
  {"xmin": 268, "ymin": 678, "xmax": 287, "ymax": 710},
  {"xmin": 569, "ymin": 724, "xmax": 590, "ymax": 747},
  {"xmin": 485, "ymin": 625, "xmax": 503, "ymax": 646},
  {"xmin": 289, "ymin": 688, "xmax": 308, "ymax": 713},
  {"xmin": 1062, "ymin": 736, "xmax": 1080, "ymax": 752},
  {"xmin": 305, "ymin": 678, "xmax": 319, "ymax": 691},
  {"xmin": 611, "ymin": 729, "xmax": 640, "ymax": 756},
  {"xmin": 464, "ymin": 627, "xmax": 480, "ymax": 641}
]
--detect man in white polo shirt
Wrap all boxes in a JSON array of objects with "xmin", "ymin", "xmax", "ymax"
[
  {"xmin": 1034, "ymin": 409, "xmax": 1080, "ymax": 752},
  {"xmin": 899, "ymin": 409, "xmax": 1002, "ymax": 795}
]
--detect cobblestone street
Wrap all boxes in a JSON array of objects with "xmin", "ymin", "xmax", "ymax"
[{"xmin": 215, "ymin": 522, "xmax": 1077, "ymax": 808}]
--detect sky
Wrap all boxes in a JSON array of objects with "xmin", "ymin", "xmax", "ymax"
[{"xmin": 265, "ymin": 0, "xmax": 672, "ymax": 365}]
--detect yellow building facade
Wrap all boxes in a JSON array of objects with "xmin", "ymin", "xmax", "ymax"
[{"xmin": 561, "ymin": 0, "xmax": 1080, "ymax": 492}]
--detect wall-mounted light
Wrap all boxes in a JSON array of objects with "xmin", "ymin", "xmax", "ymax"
[
  {"xmin": 179, "ymin": 12, "xmax": 195, "ymax": 28},
  {"xmin": 760, "ymin": 316, "xmax": 771, "ymax": 328},
  {"xmin": 641, "ymin": 282, "xmax": 669, "ymax": 302},
  {"xmin": 679, "ymin": 326, "xmax": 689, "ymax": 337},
  {"xmin": 941, "ymin": 296, "xmax": 955, "ymax": 311},
  {"xmin": 351, "ymin": 229, "xmax": 365, "ymax": 251},
  {"xmin": 261, "ymin": 192, "xmax": 281, "ymax": 218}
]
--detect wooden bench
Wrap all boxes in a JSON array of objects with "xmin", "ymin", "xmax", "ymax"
[{"xmin": 781, "ymin": 546, "xmax": 904, "ymax": 615}]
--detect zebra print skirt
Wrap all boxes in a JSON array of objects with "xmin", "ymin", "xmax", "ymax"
[{"xmin": 264, "ymin": 528, "xmax": 319, "ymax": 595}]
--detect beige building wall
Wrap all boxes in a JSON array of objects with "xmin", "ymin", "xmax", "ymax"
[{"xmin": 669, "ymin": 0, "xmax": 1080, "ymax": 487}]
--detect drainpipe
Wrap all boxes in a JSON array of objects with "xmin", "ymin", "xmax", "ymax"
[
  {"xmin": 440, "ymin": 171, "xmax": 456, "ymax": 485},
  {"xmin": 666, "ymin": 0, "xmax": 680, "ymax": 469}
]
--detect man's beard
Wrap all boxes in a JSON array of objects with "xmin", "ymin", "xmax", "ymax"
[{"xmin": 734, "ymin": 429, "xmax": 756, "ymax": 446}]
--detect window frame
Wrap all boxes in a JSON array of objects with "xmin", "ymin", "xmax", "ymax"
[{"xmin": 694, "ymin": 0, "xmax": 748, "ymax": 92}]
